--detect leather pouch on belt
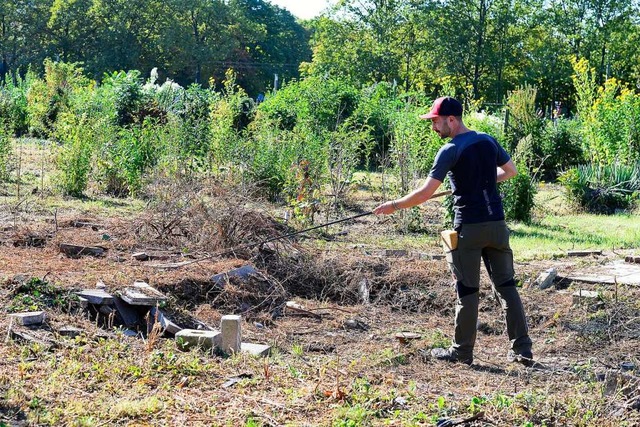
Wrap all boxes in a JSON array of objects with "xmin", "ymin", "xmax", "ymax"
[{"xmin": 441, "ymin": 230, "xmax": 458, "ymax": 251}]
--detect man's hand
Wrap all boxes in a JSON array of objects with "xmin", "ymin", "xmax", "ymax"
[{"xmin": 373, "ymin": 201, "xmax": 397, "ymax": 215}]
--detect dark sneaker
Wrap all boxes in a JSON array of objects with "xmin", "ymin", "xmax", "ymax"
[
  {"xmin": 507, "ymin": 350, "xmax": 533, "ymax": 366},
  {"xmin": 431, "ymin": 347, "xmax": 473, "ymax": 365}
]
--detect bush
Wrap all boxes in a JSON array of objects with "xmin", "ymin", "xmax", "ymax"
[
  {"xmin": 539, "ymin": 118, "xmax": 584, "ymax": 179},
  {"xmin": 55, "ymin": 113, "xmax": 94, "ymax": 196},
  {"xmin": 26, "ymin": 59, "xmax": 89, "ymax": 137},
  {"xmin": 0, "ymin": 72, "xmax": 30, "ymax": 136},
  {"xmin": 500, "ymin": 171, "xmax": 537, "ymax": 223},
  {"xmin": 0, "ymin": 121, "xmax": 12, "ymax": 181},
  {"xmin": 559, "ymin": 163, "xmax": 640, "ymax": 213}
]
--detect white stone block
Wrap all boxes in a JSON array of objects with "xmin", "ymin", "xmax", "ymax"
[
  {"xmin": 241, "ymin": 343, "xmax": 271, "ymax": 357},
  {"xmin": 221, "ymin": 315, "xmax": 242, "ymax": 354},
  {"xmin": 175, "ymin": 329, "xmax": 221, "ymax": 350}
]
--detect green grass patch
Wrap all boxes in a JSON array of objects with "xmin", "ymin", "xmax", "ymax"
[{"xmin": 510, "ymin": 213, "xmax": 640, "ymax": 260}]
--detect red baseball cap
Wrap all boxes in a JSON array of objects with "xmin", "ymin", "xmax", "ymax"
[{"xmin": 419, "ymin": 96, "xmax": 463, "ymax": 119}]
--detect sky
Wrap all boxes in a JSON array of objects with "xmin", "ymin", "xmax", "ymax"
[{"xmin": 267, "ymin": 0, "xmax": 336, "ymax": 20}]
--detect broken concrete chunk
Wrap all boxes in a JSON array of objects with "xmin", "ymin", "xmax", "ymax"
[
  {"xmin": 77, "ymin": 289, "xmax": 114, "ymax": 305},
  {"xmin": 59, "ymin": 243, "xmax": 106, "ymax": 258},
  {"xmin": 9, "ymin": 311, "xmax": 45, "ymax": 326},
  {"xmin": 572, "ymin": 290, "xmax": 600, "ymax": 305},
  {"xmin": 149, "ymin": 307, "xmax": 182, "ymax": 335},
  {"xmin": 175, "ymin": 329, "xmax": 222, "ymax": 350},
  {"xmin": 240, "ymin": 342, "xmax": 271, "ymax": 357},
  {"xmin": 535, "ymin": 268, "xmax": 558, "ymax": 289}
]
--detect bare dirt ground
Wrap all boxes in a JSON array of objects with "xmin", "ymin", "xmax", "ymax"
[{"xmin": 0, "ymin": 189, "xmax": 639, "ymax": 426}]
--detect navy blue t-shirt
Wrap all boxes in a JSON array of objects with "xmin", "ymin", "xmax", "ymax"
[{"xmin": 428, "ymin": 131, "xmax": 510, "ymax": 226}]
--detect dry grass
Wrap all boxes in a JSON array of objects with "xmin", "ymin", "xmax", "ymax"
[{"xmin": 0, "ymin": 183, "xmax": 639, "ymax": 426}]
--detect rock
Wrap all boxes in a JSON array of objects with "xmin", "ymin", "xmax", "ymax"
[
  {"xmin": 211, "ymin": 265, "xmax": 258, "ymax": 288},
  {"xmin": 535, "ymin": 268, "xmax": 557, "ymax": 289},
  {"xmin": 59, "ymin": 243, "xmax": 106, "ymax": 258},
  {"xmin": 132, "ymin": 252, "xmax": 149, "ymax": 261}
]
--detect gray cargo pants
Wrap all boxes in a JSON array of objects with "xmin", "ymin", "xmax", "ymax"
[{"xmin": 444, "ymin": 220, "xmax": 532, "ymax": 359}]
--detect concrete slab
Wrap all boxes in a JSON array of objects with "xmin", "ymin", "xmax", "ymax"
[
  {"xmin": 241, "ymin": 343, "xmax": 271, "ymax": 357},
  {"xmin": 77, "ymin": 289, "xmax": 114, "ymax": 305},
  {"xmin": 120, "ymin": 282, "xmax": 167, "ymax": 306},
  {"xmin": 9, "ymin": 311, "xmax": 45, "ymax": 326},
  {"xmin": 566, "ymin": 260, "xmax": 640, "ymax": 286},
  {"xmin": 175, "ymin": 329, "xmax": 221, "ymax": 350}
]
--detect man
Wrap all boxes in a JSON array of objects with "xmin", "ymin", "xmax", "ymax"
[{"xmin": 373, "ymin": 96, "xmax": 533, "ymax": 366}]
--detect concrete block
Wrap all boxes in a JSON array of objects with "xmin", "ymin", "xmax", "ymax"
[
  {"xmin": 572, "ymin": 290, "xmax": 600, "ymax": 305},
  {"xmin": 9, "ymin": 311, "xmax": 45, "ymax": 326},
  {"xmin": 77, "ymin": 289, "xmax": 114, "ymax": 305},
  {"xmin": 113, "ymin": 297, "xmax": 141, "ymax": 327},
  {"xmin": 241, "ymin": 343, "xmax": 271, "ymax": 357},
  {"xmin": 175, "ymin": 329, "xmax": 221, "ymax": 350},
  {"xmin": 149, "ymin": 307, "xmax": 182, "ymax": 335},
  {"xmin": 535, "ymin": 268, "xmax": 557, "ymax": 289},
  {"xmin": 220, "ymin": 315, "xmax": 242, "ymax": 354}
]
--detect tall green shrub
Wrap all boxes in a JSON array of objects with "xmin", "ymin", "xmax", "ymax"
[
  {"xmin": 0, "ymin": 72, "xmax": 30, "ymax": 136},
  {"xmin": 26, "ymin": 60, "xmax": 89, "ymax": 137},
  {"xmin": 55, "ymin": 113, "xmax": 94, "ymax": 196},
  {"xmin": 0, "ymin": 121, "xmax": 12, "ymax": 181}
]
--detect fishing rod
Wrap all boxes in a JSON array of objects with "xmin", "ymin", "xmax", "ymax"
[{"xmin": 150, "ymin": 190, "xmax": 451, "ymax": 269}]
